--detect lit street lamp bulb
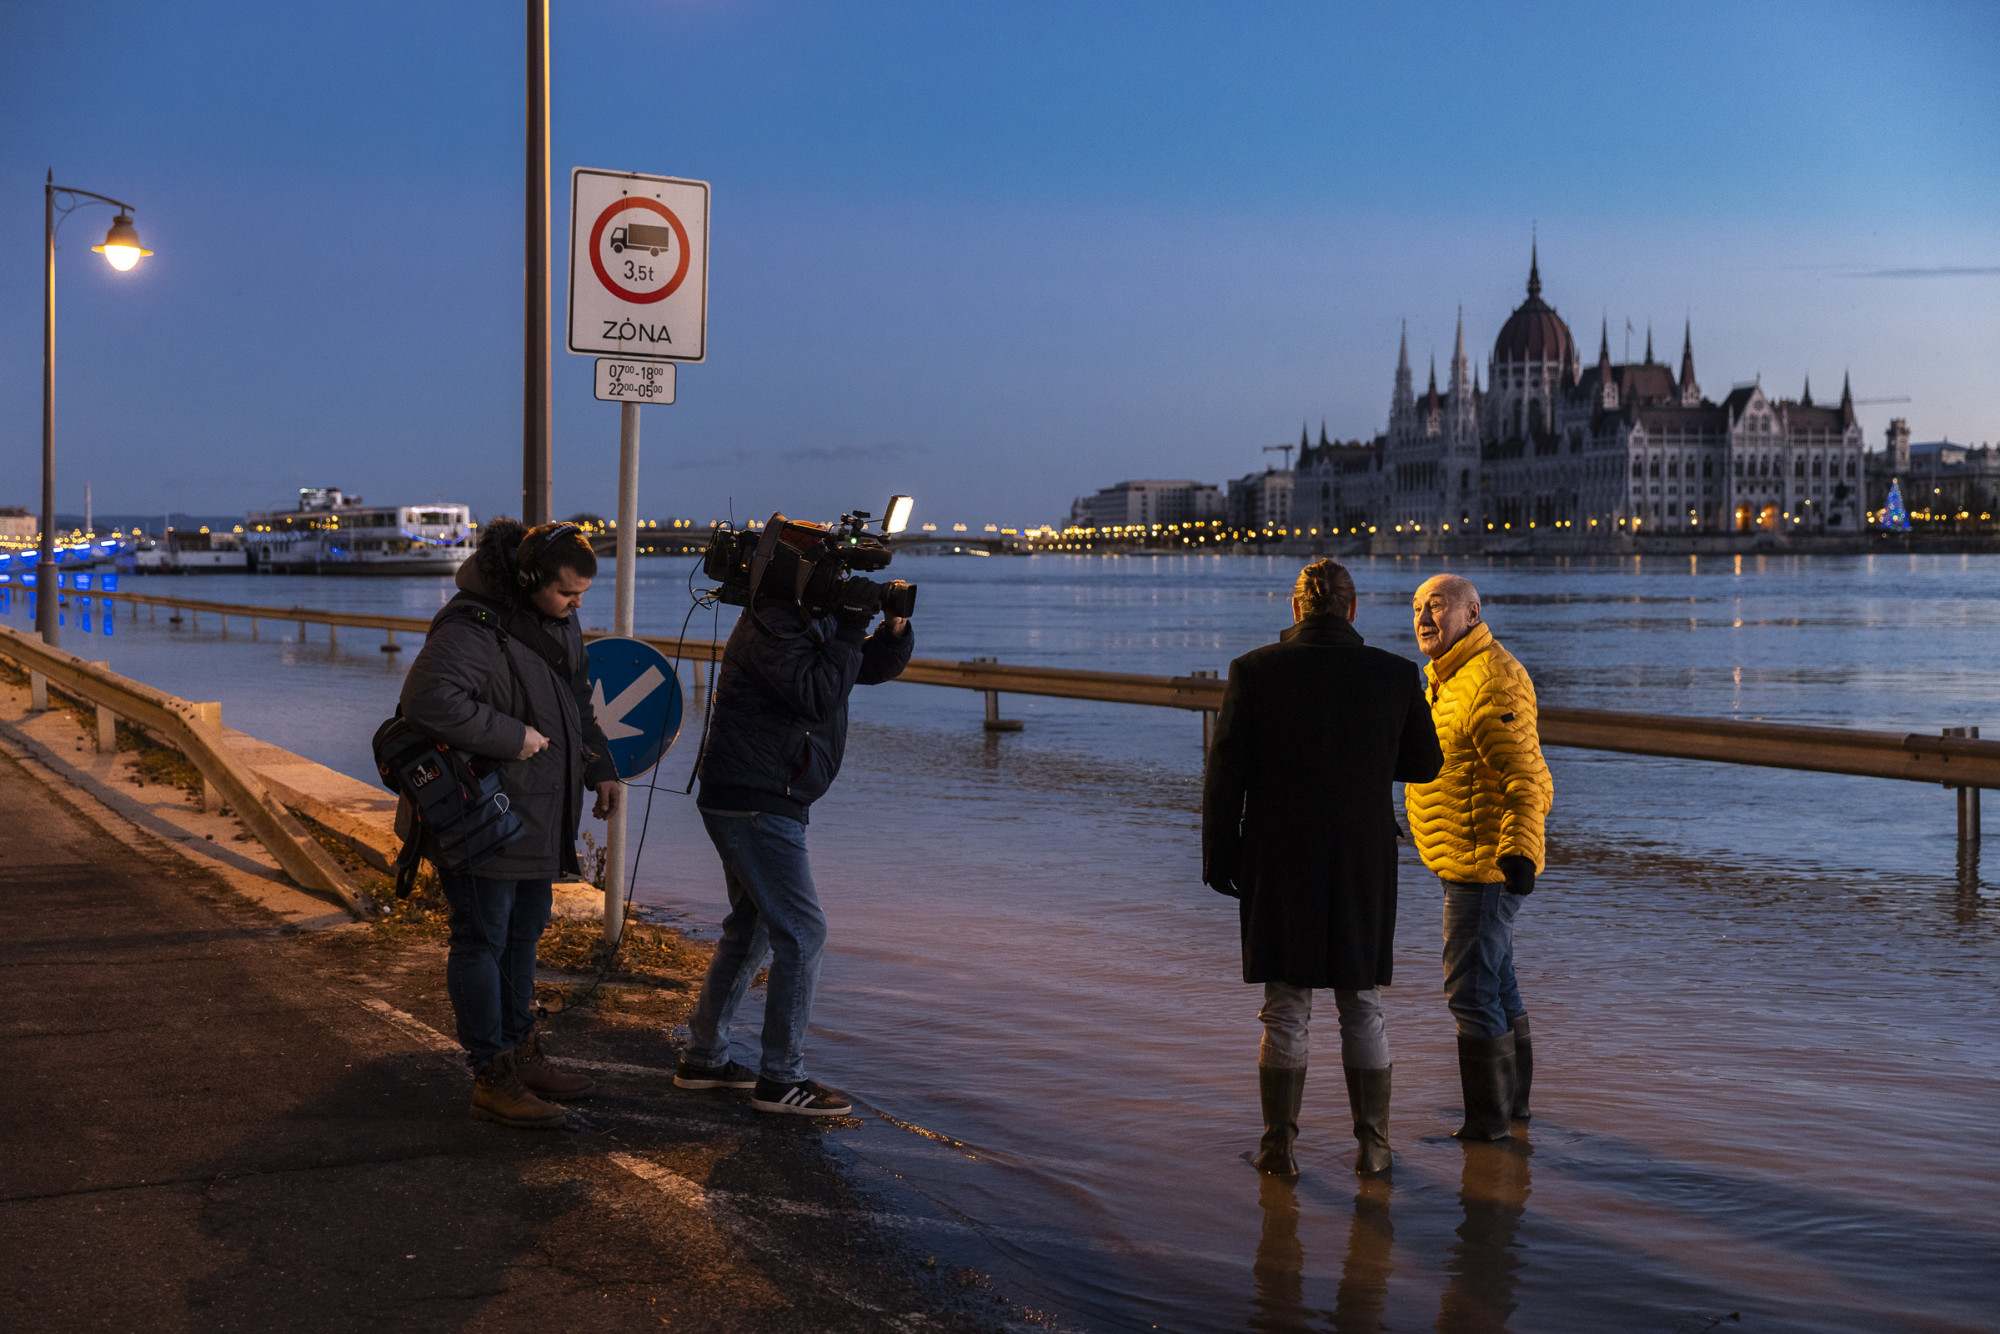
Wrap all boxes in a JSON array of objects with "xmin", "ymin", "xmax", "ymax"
[{"xmin": 92, "ymin": 212, "xmax": 151, "ymax": 271}]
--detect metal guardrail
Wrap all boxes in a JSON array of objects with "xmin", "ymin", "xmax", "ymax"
[
  {"xmin": 1536, "ymin": 706, "xmax": 2000, "ymax": 790},
  {"xmin": 107, "ymin": 591, "xmax": 432, "ymax": 647},
  {"xmin": 89, "ymin": 589, "xmax": 2000, "ymax": 795},
  {"xmin": 0, "ymin": 623, "xmax": 372, "ymax": 918}
]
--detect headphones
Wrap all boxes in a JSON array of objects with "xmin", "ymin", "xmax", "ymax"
[{"xmin": 512, "ymin": 522, "xmax": 584, "ymax": 593}]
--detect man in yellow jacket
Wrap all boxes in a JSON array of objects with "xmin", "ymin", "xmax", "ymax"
[{"xmin": 1404, "ymin": 574, "xmax": 1553, "ymax": 1140}]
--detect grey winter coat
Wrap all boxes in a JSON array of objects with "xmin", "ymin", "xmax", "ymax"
[
  {"xmin": 398, "ymin": 561, "xmax": 619, "ymax": 880},
  {"xmin": 695, "ymin": 602, "xmax": 913, "ymax": 823}
]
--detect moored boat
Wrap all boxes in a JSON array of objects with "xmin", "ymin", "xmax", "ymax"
[
  {"xmin": 125, "ymin": 529, "xmax": 250, "ymax": 573},
  {"xmin": 244, "ymin": 488, "xmax": 474, "ymax": 576}
]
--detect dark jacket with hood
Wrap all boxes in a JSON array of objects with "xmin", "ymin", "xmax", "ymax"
[
  {"xmin": 1201, "ymin": 614, "xmax": 1442, "ymax": 990},
  {"xmin": 398, "ymin": 559, "xmax": 619, "ymax": 880},
  {"xmin": 696, "ymin": 602, "xmax": 913, "ymax": 823}
]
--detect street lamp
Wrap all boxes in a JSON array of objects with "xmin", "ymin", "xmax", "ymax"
[
  {"xmin": 41, "ymin": 171, "xmax": 150, "ymax": 647},
  {"xmin": 94, "ymin": 213, "xmax": 152, "ymax": 271}
]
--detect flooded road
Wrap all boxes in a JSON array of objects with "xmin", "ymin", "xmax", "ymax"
[
  {"xmin": 14, "ymin": 553, "xmax": 1997, "ymax": 1331},
  {"xmin": 662, "ymin": 723, "xmax": 1998, "ymax": 1333}
]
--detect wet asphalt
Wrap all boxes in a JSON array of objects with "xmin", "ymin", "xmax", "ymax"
[{"xmin": 0, "ymin": 746, "xmax": 1020, "ymax": 1333}]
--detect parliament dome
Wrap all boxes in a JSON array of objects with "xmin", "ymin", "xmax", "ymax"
[{"xmin": 1492, "ymin": 247, "xmax": 1575, "ymax": 367}]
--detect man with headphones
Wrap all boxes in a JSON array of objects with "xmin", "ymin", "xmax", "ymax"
[{"xmin": 401, "ymin": 518, "xmax": 621, "ymax": 1129}]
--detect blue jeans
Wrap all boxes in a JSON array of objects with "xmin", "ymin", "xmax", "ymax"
[
  {"xmin": 440, "ymin": 873, "xmax": 553, "ymax": 1065},
  {"xmin": 685, "ymin": 811, "xmax": 827, "ymax": 1084},
  {"xmin": 1441, "ymin": 881, "xmax": 1525, "ymax": 1038}
]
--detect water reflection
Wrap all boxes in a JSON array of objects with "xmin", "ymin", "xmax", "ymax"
[
  {"xmin": 1956, "ymin": 846, "xmax": 1985, "ymax": 924},
  {"xmin": 1436, "ymin": 1141, "xmax": 1532, "ymax": 1334},
  {"xmin": 1332, "ymin": 1175, "xmax": 1395, "ymax": 1333},
  {"xmin": 1248, "ymin": 1173, "xmax": 1397, "ymax": 1334},
  {"xmin": 1249, "ymin": 1175, "xmax": 1307, "ymax": 1332}
]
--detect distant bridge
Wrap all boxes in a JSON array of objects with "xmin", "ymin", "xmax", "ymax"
[
  {"xmin": 582, "ymin": 526, "xmax": 1031, "ymax": 558},
  {"xmin": 889, "ymin": 532, "xmax": 1029, "ymax": 555}
]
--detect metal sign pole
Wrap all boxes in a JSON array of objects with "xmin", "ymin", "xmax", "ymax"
[{"xmin": 603, "ymin": 400, "xmax": 641, "ymax": 945}]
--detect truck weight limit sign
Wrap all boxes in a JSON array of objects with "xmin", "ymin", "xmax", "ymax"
[{"xmin": 567, "ymin": 168, "xmax": 709, "ymax": 363}]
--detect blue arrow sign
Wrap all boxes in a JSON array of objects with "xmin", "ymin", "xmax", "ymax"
[{"xmin": 585, "ymin": 637, "xmax": 684, "ymax": 779}]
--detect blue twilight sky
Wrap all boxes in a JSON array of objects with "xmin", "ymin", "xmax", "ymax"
[{"xmin": 3, "ymin": 0, "xmax": 1997, "ymax": 530}]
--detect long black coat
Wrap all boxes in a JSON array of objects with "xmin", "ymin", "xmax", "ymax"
[{"xmin": 1201, "ymin": 615, "xmax": 1442, "ymax": 989}]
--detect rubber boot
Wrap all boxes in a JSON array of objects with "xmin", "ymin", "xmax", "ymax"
[
  {"xmin": 471, "ymin": 1051, "xmax": 568, "ymax": 1130},
  {"xmin": 1453, "ymin": 1032, "xmax": 1515, "ymax": 1142},
  {"xmin": 515, "ymin": 1029, "xmax": 595, "ymax": 1101},
  {"xmin": 1342, "ymin": 1065, "xmax": 1393, "ymax": 1174},
  {"xmin": 1508, "ymin": 1013, "xmax": 1533, "ymax": 1122},
  {"xmin": 1253, "ymin": 1065, "xmax": 1305, "ymax": 1176}
]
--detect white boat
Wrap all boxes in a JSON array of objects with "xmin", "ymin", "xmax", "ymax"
[
  {"xmin": 244, "ymin": 488, "xmax": 475, "ymax": 577},
  {"xmin": 126, "ymin": 530, "xmax": 250, "ymax": 574}
]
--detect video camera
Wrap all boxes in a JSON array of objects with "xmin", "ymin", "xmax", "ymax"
[{"xmin": 703, "ymin": 495, "xmax": 918, "ymax": 629}]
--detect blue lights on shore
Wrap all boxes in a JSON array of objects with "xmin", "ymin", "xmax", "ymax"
[{"xmin": 0, "ymin": 563, "xmax": 114, "ymax": 634}]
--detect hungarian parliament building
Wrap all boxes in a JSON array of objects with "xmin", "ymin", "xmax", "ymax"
[{"xmin": 1072, "ymin": 250, "xmax": 1872, "ymax": 542}]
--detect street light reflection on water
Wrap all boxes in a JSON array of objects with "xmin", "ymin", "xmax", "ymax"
[{"xmin": 23, "ymin": 553, "xmax": 1997, "ymax": 1332}]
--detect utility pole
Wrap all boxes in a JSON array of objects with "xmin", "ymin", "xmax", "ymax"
[{"xmin": 523, "ymin": 0, "xmax": 552, "ymax": 526}]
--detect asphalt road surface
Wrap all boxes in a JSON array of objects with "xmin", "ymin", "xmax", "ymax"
[{"xmin": 0, "ymin": 744, "xmax": 1017, "ymax": 1333}]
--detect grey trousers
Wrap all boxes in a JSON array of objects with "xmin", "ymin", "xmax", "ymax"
[{"xmin": 1259, "ymin": 982, "xmax": 1390, "ymax": 1070}]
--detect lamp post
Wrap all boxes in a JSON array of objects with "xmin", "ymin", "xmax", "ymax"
[{"xmin": 41, "ymin": 171, "xmax": 151, "ymax": 647}]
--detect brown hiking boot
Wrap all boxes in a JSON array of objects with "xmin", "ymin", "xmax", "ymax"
[
  {"xmin": 471, "ymin": 1051, "xmax": 568, "ymax": 1129},
  {"xmin": 514, "ymin": 1030, "xmax": 594, "ymax": 1101}
]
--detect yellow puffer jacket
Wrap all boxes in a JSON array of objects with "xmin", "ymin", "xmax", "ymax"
[{"xmin": 1404, "ymin": 622, "xmax": 1553, "ymax": 883}]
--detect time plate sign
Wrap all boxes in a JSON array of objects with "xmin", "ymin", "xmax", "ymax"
[
  {"xmin": 567, "ymin": 168, "xmax": 709, "ymax": 363},
  {"xmin": 594, "ymin": 358, "xmax": 676, "ymax": 404}
]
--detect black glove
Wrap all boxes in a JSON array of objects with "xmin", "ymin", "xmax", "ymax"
[
  {"xmin": 1498, "ymin": 855, "xmax": 1535, "ymax": 896},
  {"xmin": 830, "ymin": 579, "xmax": 882, "ymax": 630}
]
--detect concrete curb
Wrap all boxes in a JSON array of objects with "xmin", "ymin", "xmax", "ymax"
[
  {"xmin": 0, "ymin": 688, "xmax": 354, "ymax": 931},
  {"xmin": 0, "ymin": 657, "xmax": 608, "ymax": 924},
  {"xmin": 220, "ymin": 731, "xmax": 602, "ymax": 918}
]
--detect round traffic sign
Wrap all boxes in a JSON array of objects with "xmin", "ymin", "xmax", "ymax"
[
  {"xmin": 585, "ymin": 637, "xmax": 685, "ymax": 779},
  {"xmin": 587, "ymin": 198, "xmax": 692, "ymax": 305}
]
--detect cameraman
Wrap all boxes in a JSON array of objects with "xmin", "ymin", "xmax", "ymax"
[
  {"xmin": 401, "ymin": 519, "xmax": 620, "ymax": 1130},
  {"xmin": 674, "ymin": 583, "xmax": 913, "ymax": 1115}
]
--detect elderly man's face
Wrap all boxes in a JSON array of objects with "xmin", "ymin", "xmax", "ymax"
[{"xmin": 1412, "ymin": 578, "xmax": 1480, "ymax": 661}]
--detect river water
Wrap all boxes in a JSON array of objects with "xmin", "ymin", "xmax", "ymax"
[{"xmin": 12, "ymin": 553, "xmax": 1997, "ymax": 1333}]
